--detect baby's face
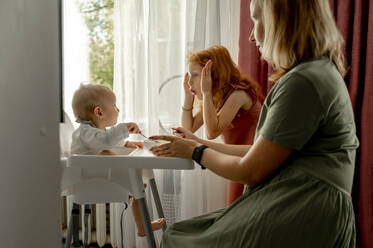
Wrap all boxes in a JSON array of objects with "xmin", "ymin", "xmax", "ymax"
[
  {"xmin": 100, "ymin": 94, "xmax": 120, "ymax": 127},
  {"xmin": 188, "ymin": 63, "xmax": 203, "ymax": 100}
]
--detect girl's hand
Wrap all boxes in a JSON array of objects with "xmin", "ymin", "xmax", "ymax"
[
  {"xmin": 125, "ymin": 141, "xmax": 143, "ymax": 149},
  {"xmin": 124, "ymin": 122, "xmax": 140, "ymax": 134},
  {"xmin": 183, "ymin": 72, "xmax": 192, "ymax": 95},
  {"xmin": 149, "ymin": 135, "xmax": 199, "ymax": 158},
  {"xmin": 172, "ymin": 127, "xmax": 199, "ymax": 141},
  {"xmin": 182, "ymin": 72, "xmax": 194, "ymax": 111},
  {"xmin": 201, "ymin": 60, "xmax": 213, "ymax": 96}
]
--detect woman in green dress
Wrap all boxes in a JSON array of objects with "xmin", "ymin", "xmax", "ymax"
[{"xmin": 150, "ymin": 0, "xmax": 359, "ymax": 247}]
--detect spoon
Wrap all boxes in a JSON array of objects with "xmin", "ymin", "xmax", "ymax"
[{"xmin": 139, "ymin": 132, "xmax": 160, "ymax": 143}]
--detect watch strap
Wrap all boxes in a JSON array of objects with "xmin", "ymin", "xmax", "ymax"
[{"xmin": 192, "ymin": 145, "xmax": 208, "ymax": 169}]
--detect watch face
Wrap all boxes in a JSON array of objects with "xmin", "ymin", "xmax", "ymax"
[
  {"xmin": 192, "ymin": 145, "xmax": 207, "ymax": 169},
  {"xmin": 193, "ymin": 145, "xmax": 206, "ymax": 162}
]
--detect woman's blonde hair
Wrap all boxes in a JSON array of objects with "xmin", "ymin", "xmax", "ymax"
[
  {"xmin": 253, "ymin": 0, "xmax": 347, "ymax": 81},
  {"xmin": 188, "ymin": 45, "xmax": 264, "ymax": 110},
  {"xmin": 72, "ymin": 83, "xmax": 114, "ymax": 122}
]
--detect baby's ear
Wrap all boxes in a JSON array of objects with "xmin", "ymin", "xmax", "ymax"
[{"xmin": 93, "ymin": 106, "xmax": 103, "ymax": 119}]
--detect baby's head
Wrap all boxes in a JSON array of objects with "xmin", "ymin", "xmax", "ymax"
[{"xmin": 72, "ymin": 83, "xmax": 119, "ymax": 128}]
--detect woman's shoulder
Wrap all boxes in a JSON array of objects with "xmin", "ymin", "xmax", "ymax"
[
  {"xmin": 284, "ymin": 57, "xmax": 342, "ymax": 87},
  {"xmin": 276, "ymin": 58, "xmax": 346, "ymax": 103}
]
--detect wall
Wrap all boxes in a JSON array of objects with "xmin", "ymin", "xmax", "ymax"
[{"xmin": 0, "ymin": 0, "xmax": 61, "ymax": 247}]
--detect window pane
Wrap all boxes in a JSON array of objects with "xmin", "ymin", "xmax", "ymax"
[{"xmin": 63, "ymin": 0, "xmax": 114, "ymax": 122}]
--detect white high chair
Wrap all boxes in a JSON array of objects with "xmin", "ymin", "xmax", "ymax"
[{"xmin": 60, "ymin": 112, "xmax": 194, "ymax": 248}]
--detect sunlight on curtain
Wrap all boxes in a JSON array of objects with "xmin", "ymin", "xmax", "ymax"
[
  {"xmin": 113, "ymin": 0, "xmax": 240, "ymax": 246},
  {"xmin": 62, "ymin": 0, "xmax": 89, "ymax": 127}
]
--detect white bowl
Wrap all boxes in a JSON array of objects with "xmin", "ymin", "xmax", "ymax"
[
  {"xmin": 143, "ymin": 139, "xmax": 170, "ymax": 151},
  {"xmin": 143, "ymin": 140, "xmax": 158, "ymax": 150}
]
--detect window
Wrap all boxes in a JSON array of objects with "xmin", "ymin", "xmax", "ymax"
[
  {"xmin": 62, "ymin": 0, "xmax": 114, "ymax": 122},
  {"xmin": 78, "ymin": 0, "xmax": 114, "ymax": 88}
]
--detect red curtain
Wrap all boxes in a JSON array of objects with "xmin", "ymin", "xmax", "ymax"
[{"xmin": 237, "ymin": 1, "xmax": 373, "ymax": 247}]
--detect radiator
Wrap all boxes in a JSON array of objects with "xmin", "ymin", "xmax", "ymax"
[
  {"xmin": 61, "ymin": 189, "xmax": 159, "ymax": 248},
  {"xmin": 61, "ymin": 195, "xmax": 126, "ymax": 247}
]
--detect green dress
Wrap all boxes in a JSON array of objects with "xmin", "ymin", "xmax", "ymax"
[{"xmin": 161, "ymin": 58, "xmax": 359, "ymax": 248}]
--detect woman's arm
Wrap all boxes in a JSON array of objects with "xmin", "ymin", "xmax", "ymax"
[
  {"xmin": 173, "ymin": 127, "xmax": 250, "ymax": 157},
  {"xmin": 203, "ymin": 90, "xmax": 252, "ymax": 139},
  {"xmin": 200, "ymin": 136, "xmax": 292, "ymax": 186},
  {"xmin": 150, "ymin": 135, "xmax": 292, "ymax": 187}
]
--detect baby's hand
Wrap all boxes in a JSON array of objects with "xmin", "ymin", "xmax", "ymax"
[
  {"xmin": 124, "ymin": 122, "xmax": 140, "ymax": 134},
  {"xmin": 125, "ymin": 141, "xmax": 143, "ymax": 149}
]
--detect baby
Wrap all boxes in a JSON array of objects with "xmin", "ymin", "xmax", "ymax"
[{"xmin": 70, "ymin": 83, "xmax": 165, "ymax": 236}]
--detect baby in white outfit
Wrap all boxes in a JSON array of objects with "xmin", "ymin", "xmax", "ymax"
[{"xmin": 71, "ymin": 83, "xmax": 165, "ymax": 236}]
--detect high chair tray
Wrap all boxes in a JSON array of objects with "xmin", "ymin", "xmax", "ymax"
[{"xmin": 61, "ymin": 147, "xmax": 195, "ymax": 170}]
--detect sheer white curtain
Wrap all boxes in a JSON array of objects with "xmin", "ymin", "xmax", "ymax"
[
  {"xmin": 113, "ymin": 0, "xmax": 240, "ymax": 247},
  {"xmin": 62, "ymin": 0, "xmax": 89, "ymax": 128}
]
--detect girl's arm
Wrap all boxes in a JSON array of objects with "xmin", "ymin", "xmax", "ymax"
[
  {"xmin": 203, "ymin": 90, "xmax": 252, "ymax": 139},
  {"xmin": 181, "ymin": 107, "xmax": 204, "ymax": 133},
  {"xmin": 195, "ymin": 137, "xmax": 251, "ymax": 157},
  {"xmin": 181, "ymin": 72, "xmax": 204, "ymax": 132}
]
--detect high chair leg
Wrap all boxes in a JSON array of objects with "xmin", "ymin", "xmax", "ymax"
[
  {"xmin": 149, "ymin": 178, "xmax": 167, "ymax": 231},
  {"xmin": 65, "ymin": 203, "xmax": 80, "ymax": 248},
  {"xmin": 83, "ymin": 205, "xmax": 91, "ymax": 248},
  {"xmin": 138, "ymin": 198, "xmax": 156, "ymax": 248},
  {"xmin": 72, "ymin": 203, "xmax": 80, "ymax": 247},
  {"xmin": 65, "ymin": 208, "xmax": 73, "ymax": 248}
]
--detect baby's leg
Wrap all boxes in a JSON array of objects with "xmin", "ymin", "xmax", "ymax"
[
  {"xmin": 99, "ymin": 150, "xmax": 117, "ymax": 155},
  {"xmin": 131, "ymin": 197, "xmax": 166, "ymax": 237},
  {"xmin": 99, "ymin": 151, "xmax": 165, "ymax": 236}
]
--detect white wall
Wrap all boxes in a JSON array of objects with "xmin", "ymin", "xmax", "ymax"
[{"xmin": 0, "ymin": 0, "xmax": 61, "ymax": 247}]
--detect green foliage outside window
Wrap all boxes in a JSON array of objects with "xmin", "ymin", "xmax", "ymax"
[{"xmin": 78, "ymin": 0, "xmax": 114, "ymax": 89}]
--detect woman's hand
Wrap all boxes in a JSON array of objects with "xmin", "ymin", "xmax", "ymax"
[
  {"xmin": 201, "ymin": 60, "xmax": 213, "ymax": 96},
  {"xmin": 149, "ymin": 135, "xmax": 200, "ymax": 158},
  {"xmin": 124, "ymin": 122, "xmax": 140, "ymax": 134},
  {"xmin": 172, "ymin": 127, "xmax": 199, "ymax": 141}
]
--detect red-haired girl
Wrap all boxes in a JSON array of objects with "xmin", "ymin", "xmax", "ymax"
[{"xmin": 181, "ymin": 45, "xmax": 263, "ymax": 205}]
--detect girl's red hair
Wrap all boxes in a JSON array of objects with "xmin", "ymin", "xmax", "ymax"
[{"xmin": 187, "ymin": 45, "xmax": 264, "ymax": 110}]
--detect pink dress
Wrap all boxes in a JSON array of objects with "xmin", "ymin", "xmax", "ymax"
[{"xmin": 220, "ymin": 84, "xmax": 262, "ymax": 205}]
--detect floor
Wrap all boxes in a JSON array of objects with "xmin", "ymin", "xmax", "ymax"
[
  {"xmin": 62, "ymin": 243, "xmax": 113, "ymax": 248},
  {"xmin": 62, "ymin": 239, "xmax": 114, "ymax": 248}
]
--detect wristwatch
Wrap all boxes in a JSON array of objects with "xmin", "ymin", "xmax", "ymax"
[{"xmin": 192, "ymin": 145, "xmax": 208, "ymax": 169}]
